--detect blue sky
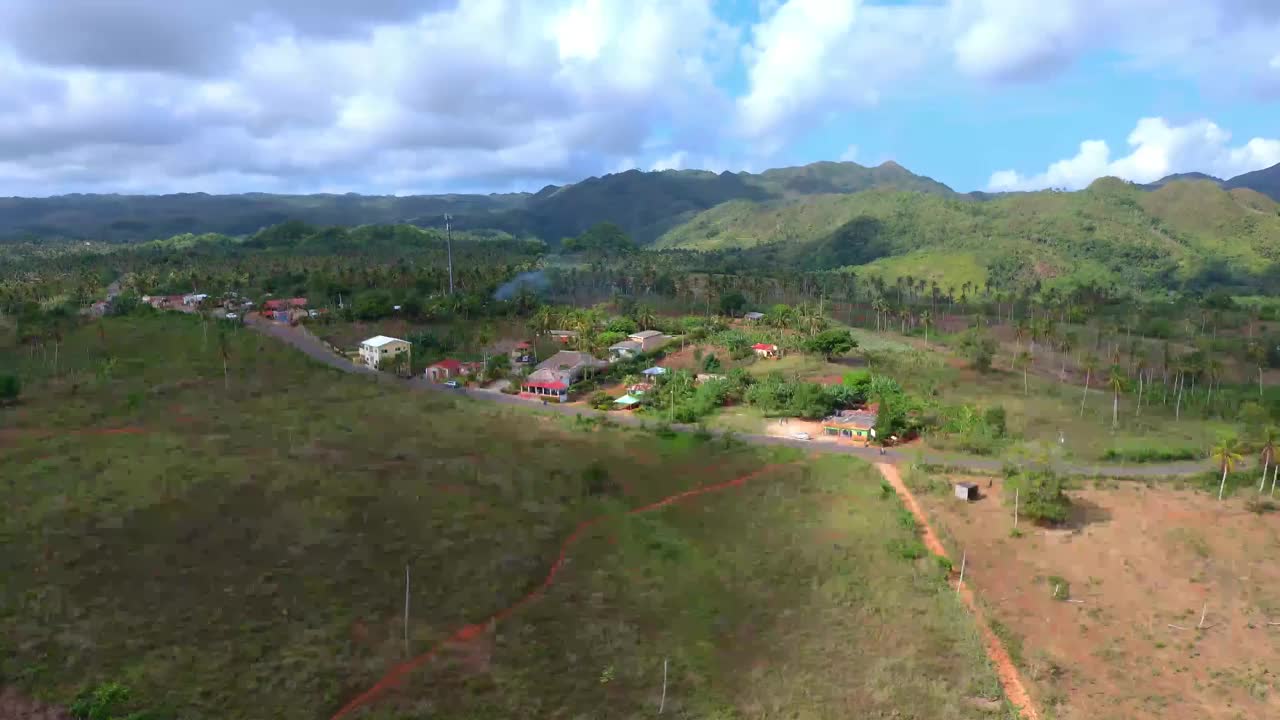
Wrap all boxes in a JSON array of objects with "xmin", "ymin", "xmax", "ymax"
[{"xmin": 0, "ymin": 0, "xmax": 1277, "ymax": 196}]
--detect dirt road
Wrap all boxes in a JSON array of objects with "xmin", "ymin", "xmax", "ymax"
[{"xmin": 245, "ymin": 318, "xmax": 1211, "ymax": 479}]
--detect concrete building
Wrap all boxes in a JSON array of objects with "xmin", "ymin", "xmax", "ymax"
[
  {"xmin": 359, "ymin": 335, "xmax": 411, "ymax": 369},
  {"xmin": 627, "ymin": 330, "xmax": 667, "ymax": 352}
]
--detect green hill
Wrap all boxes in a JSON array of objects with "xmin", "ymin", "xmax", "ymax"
[
  {"xmin": 660, "ymin": 177, "xmax": 1280, "ymax": 293},
  {"xmin": 1224, "ymin": 161, "xmax": 1280, "ymax": 202},
  {"xmin": 0, "ymin": 161, "xmax": 955, "ymax": 244}
]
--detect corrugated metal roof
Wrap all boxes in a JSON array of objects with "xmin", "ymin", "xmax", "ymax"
[{"xmin": 362, "ymin": 335, "xmax": 407, "ymax": 348}]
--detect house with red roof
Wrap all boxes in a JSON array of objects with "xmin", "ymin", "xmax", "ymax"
[
  {"xmin": 520, "ymin": 350, "xmax": 606, "ymax": 402},
  {"xmin": 425, "ymin": 358, "xmax": 467, "ymax": 382},
  {"xmin": 262, "ymin": 297, "xmax": 308, "ymax": 311},
  {"xmin": 752, "ymin": 342, "xmax": 780, "ymax": 358}
]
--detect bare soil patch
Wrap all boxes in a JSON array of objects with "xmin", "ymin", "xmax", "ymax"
[
  {"xmin": 920, "ymin": 477, "xmax": 1280, "ymax": 720},
  {"xmin": 0, "ymin": 688, "xmax": 70, "ymax": 720}
]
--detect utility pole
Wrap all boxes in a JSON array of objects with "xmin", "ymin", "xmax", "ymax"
[{"xmin": 444, "ymin": 214, "xmax": 455, "ymax": 295}]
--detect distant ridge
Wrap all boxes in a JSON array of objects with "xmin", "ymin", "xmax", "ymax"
[{"xmin": 1, "ymin": 158, "xmax": 1277, "ymax": 243}]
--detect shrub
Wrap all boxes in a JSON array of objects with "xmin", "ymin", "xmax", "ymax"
[
  {"xmin": 887, "ymin": 538, "xmax": 927, "ymax": 560},
  {"xmin": 1101, "ymin": 444, "xmax": 1201, "ymax": 462},
  {"xmin": 589, "ymin": 391, "xmax": 614, "ymax": 411},
  {"xmin": 0, "ymin": 374, "xmax": 19, "ymax": 403},
  {"xmin": 1007, "ymin": 469, "xmax": 1071, "ymax": 525}
]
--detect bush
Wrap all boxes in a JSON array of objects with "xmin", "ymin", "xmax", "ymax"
[
  {"xmin": 1006, "ymin": 469, "xmax": 1071, "ymax": 525},
  {"xmin": 589, "ymin": 391, "xmax": 614, "ymax": 411},
  {"xmin": 1101, "ymin": 444, "xmax": 1201, "ymax": 462},
  {"xmin": 983, "ymin": 405, "xmax": 1007, "ymax": 438},
  {"xmin": 0, "ymin": 374, "xmax": 19, "ymax": 403},
  {"xmin": 887, "ymin": 538, "xmax": 927, "ymax": 560}
]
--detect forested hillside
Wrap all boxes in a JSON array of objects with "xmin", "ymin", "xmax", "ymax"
[
  {"xmin": 0, "ymin": 161, "xmax": 954, "ymax": 244},
  {"xmin": 658, "ymin": 177, "xmax": 1280, "ymax": 293}
]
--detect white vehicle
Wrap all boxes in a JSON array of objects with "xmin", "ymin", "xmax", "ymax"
[
  {"xmin": 444, "ymin": 380, "xmax": 460, "ymax": 388},
  {"xmin": 225, "ymin": 313, "xmax": 238, "ymax": 319},
  {"xmin": 792, "ymin": 432, "xmax": 811, "ymax": 441}
]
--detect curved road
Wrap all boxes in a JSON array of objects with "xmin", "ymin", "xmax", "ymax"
[{"xmin": 245, "ymin": 315, "xmax": 1211, "ymax": 479}]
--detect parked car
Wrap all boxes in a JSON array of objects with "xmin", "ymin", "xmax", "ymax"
[
  {"xmin": 444, "ymin": 380, "xmax": 460, "ymax": 388},
  {"xmin": 224, "ymin": 312, "xmax": 238, "ymax": 320},
  {"xmin": 792, "ymin": 432, "xmax": 811, "ymax": 441}
]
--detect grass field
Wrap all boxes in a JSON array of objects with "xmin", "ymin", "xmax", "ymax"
[{"xmin": 1, "ymin": 314, "xmax": 1013, "ymax": 719}]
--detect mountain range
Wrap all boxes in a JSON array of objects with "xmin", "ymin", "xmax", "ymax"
[{"xmin": 3, "ymin": 159, "xmax": 1278, "ymax": 293}]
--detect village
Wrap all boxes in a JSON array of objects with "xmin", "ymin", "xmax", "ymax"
[{"xmin": 131, "ymin": 289, "xmax": 886, "ymax": 448}]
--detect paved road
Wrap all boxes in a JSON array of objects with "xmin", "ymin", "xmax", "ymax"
[{"xmin": 244, "ymin": 317, "xmax": 1212, "ymax": 479}]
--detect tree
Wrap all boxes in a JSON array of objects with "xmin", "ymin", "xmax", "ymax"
[
  {"xmin": 1079, "ymin": 354, "xmax": 1097, "ymax": 418},
  {"xmin": 1014, "ymin": 350, "xmax": 1032, "ymax": 395},
  {"xmin": 633, "ymin": 304, "xmax": 658, "ymax": 330},
  {"xmin": 919, "ymin": 309, "xmax": 932, "ymax": 343},
  {"xmin": 1248, "ymin": 340, "xmax": 1266, "ymax": 399},
  {"xmin": 804, "ymin": 329, "xmax": 856, "ymax": 360},
  {"xmin": 1260, "ymin": 427, "xmax": 1277, "ymax": 493},
  {"xmin": 700, "ymin": 353, "xmax": 723, "ymax": 374},
  {"xmin": 1212, "ymin": 436, "xmax": 1244, "ymax": 501},
  {"xmin": 1007, "ymin": 469, "xmax": 1071, "ymax": 525},
  {"xmin": 718, "ymin": 291, "xmax": 747, "ymax": 318},
  {"xmin": 1106, "ymin": 364, "xmax": 1126, "ymax": 429},
  {"xmin": 958, "ymin": 329, "xmax": 996, "ymax": 372}
]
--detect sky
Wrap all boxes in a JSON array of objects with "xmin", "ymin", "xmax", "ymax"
[{"xmin": 0, "ymin": 0, "xmax": 1278, "ymax": 197}]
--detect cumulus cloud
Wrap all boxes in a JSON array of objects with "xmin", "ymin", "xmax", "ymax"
[
  {"xmin": 736, "ymin": 0, "xmax": 941, "ymax": 143},
  {"xmin": 987, "ymin": 117, "xmax": 1280, "ymax": 191},
  {"xmin": 949, "ymin": 0, "xmax": 1280, "ymax": 95},
  {"xmin": 838, "ymin": 145, "xmax": 859, "ymax": 162},
  {"xmin": 0, "ymin": 0, "xmax": 735, "ymax": 195}
]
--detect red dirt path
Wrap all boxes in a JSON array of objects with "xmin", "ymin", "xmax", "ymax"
[
  {"xmin": 328, "ymin": 463, "xmax": 787, "ymax": 720},
  {"xmin": 876, "ymin": 463, "xmax": 1039, "ymax": 720}
]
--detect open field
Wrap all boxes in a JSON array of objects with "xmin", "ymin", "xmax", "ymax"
[
  {"xmin": 917, "ymin": 473, "xmax": 1280, "ymax": 720},
  {"xmin": 1, "ymin": 314, "xmax": 1013, "ymax": 719}
]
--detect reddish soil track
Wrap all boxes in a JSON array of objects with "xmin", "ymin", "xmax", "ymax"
[
  {"xmin": 328, "ymin": 463, "xmax": 786, "ymax": 720},
  {"xmin": 876, "ymin": 463, "xmax": 1039, "ymax": 720}
]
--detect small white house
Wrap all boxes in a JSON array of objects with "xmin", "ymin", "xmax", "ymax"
[
  {"xmin": 359, "ymin": 335, "xmax": 411, "ymax": 369},
  {"xmin": 609, "ymin": 340, "xmax": 643, "ymax": 361},
  {"xmin": 628, "ymin": 330, "xmax": 667, "ymax": 352}
]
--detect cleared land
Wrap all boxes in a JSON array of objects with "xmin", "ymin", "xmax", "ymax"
[
  {"xmin": 1, "ymin": 315, "xmax": 1013, "ymax": 719},
  {"xmin": 916, "ymin": 473, "xmax": 1280, "ymax": 720}
]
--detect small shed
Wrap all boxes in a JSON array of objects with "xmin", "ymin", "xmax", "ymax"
[
  {"xmin": 744, "ymin": 311, "xmax": 765, "ymax": 321},
  {"xmin": 641, "ymin": 366, "xmax": 667, "ymax": 377},
  {"xmin": 613, "ymin": 394, "xmax": 641, "ymax": 409},
  {"xmin": 954, "ymin": 482, "xmax": 979, "ymax": 501}
]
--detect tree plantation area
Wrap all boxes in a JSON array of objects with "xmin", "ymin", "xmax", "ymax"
[{"xmin": 5, "ymin": 172, "xmax": 1280, "ymax": 720}]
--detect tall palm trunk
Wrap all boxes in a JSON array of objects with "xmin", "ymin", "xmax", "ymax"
[
  {"xmin": 1079, "ymin": 369, "xmax": 1091, "ymax": 418},
  {"xmin": 1135, "ymin": 372, "xmax": 1143, "ymax": 416},
  {"xmin": 1261, "ymin": 456, "xmax": 1271, "ymax": 493},
  {"xmin": 1112, "ymin": 389, "xmax": 1119, "ymax": 429},
  {"xmin": 1175, "ymin": 373, "xmax": 1184, "ymax": 420},
  {"xmin": 1218, "ymin": 462, "xmax": 1232, "ymax": 501}
]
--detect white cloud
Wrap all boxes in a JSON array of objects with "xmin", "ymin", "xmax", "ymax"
[
  {"xmin": 987, "ymin": 117, "xmax": 1280, "ymax": 191},
  {"xmin": 949, "ymin": 0, "xmax": 1280, "ymax": 96},
  {"xmin": 736, "ymin": 0, "xmax": 941, "ymax": 143},
  {"xmin": 838, "ymin": 144, "xmax": 859, "ymax": 162},
  {"xmin": 651, "ymin": 151, "xmax": 689, "ymax": 171},
  {"xmin": 0, "ymin": 0, "xmax": 737, "ymax": 195}
]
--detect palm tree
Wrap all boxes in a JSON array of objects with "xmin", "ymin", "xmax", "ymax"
[
  {"xmin": 1259, "ymin": 427, "xmax": 1277, "ymax": 493},
  {"xmin": 1079, "ymin": 354, "xmax": 1097, "ymax": 418},
  {"xmin": 1212, "ymin": 436, "xmax": 1244, "ymax": 501},
  {"xmin": 1106, "ymin": 364, "xmax": 1126, "ymax": 429},
  {"xmin": 1244, "ymin": 340, "xmax": 1266, "ymax": 399},
  {"xmin": 1014, "ymin": 350, "xmax": 1032, "ymax": 395},
  {"xmin": 919, "ymin": 309, "xmax": 933, "ymax": 343},
  {"xmin": 633, "ymin": 304, "xmax": 657, "ymax": 331}
]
